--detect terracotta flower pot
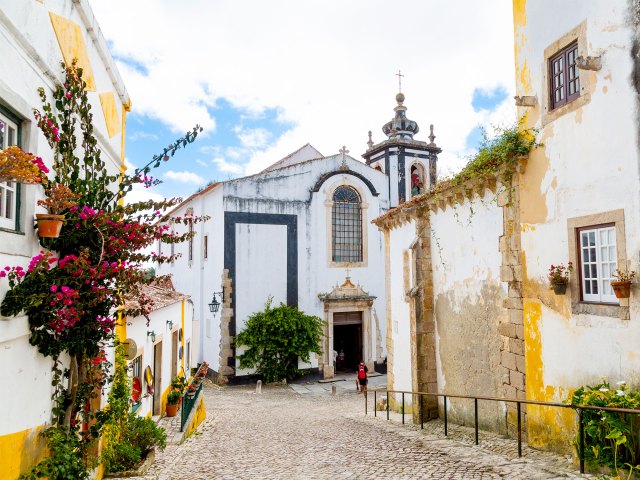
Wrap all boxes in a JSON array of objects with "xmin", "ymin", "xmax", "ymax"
[
  {"xmin": 611, "ymin": 281, "xmax": 632, "ymax": 299},
  {"xmin": 165, "ymin": 402, "xmax": 179, "ymax": 417},
  {"xmin": 35, "ymin": 213, "xmax": 64, "ymax": 238},
  {"xmin": 551, "ymin": 281, "xmax": 568, "ymax": 295}
]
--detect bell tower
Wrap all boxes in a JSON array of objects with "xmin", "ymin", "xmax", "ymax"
[{"xmin": 362, "ymin": 91, "xmax": 442, "ymax": 208}]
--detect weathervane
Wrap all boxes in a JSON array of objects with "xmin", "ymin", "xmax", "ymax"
[{"xmin": 396, "ymin": 70, "xmax": 404, "ymax": 93}]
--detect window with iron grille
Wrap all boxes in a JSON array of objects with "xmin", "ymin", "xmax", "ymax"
[
  {"xmin": 331, "ymin": 186, "xmax": 362, "ymax": 262},
  {"xmin": 188, "ymin": 221, "xmax": 193, "ymax": 261},
  {"xmin": 203, "ymin": 235, "xmax": 208, "ymax": 259},
  {"xmin": 0, "ymin": 109, "xmax": 21, "ymax": 231},
  {"xmin": 549, "ymin": 42, "xmax": 580, "ymax": 110},
  {"xmin": 578, "ymin": 224, "xmax": 617, "ymax": 304}
]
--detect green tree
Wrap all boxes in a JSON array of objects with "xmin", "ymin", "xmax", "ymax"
[{"xmin": 236, "ymin": 299, "xmax": 324, "ymax": 383}]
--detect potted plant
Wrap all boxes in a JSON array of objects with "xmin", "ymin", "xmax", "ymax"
[
  {"xmin": 0, "ymin": 145, "xmax": 49, "ymax": 184},
  {"xmin": 186, "ymin": 384, "xmax": 197, "ymax": 398},
  {"xmin": 36, "ymin": 183, "xmax": 79, "ymax": 237},
  {"xmin": 165, "ymin": 390, "xmax": 181, "ymax": 417},
  {"xmin": 611, "ymin": 269, "xmax": 636, "ymax": 299},
  {"xmin": 549, "ymin": 262, "xmax": 573, "ymax": 295}
]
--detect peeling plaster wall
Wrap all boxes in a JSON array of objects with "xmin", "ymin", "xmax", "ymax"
[
  {"xmin": 514, "ymin": 0, "xmax": 640, "ymax": 451},
  {"xmin": 431, "ymin": 194, "xmax": 508, "ymax": 433}
]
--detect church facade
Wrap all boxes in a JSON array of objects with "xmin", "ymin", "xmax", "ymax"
[{"xmin": 158, "ymin": 94, "xmax": 440, "ymax": 381}]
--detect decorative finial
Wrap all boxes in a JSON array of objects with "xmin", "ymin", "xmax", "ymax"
[
  {"xmin": 396, "ymin": 70, "xmax": 404, "ymax": 93},
  {"xmin": 428, "ymin": 124, "xmax": 436, "ymax": 145},
  {"xmin": 339, "ymin": 145, "xmax": 349, "ymax": 170},
  {"xmin": 367, "ymin": 131, "xmax": 373, "ymax": 149}
]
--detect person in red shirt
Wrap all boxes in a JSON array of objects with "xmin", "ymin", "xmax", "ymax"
[{"xmin": 356, "ymin": 361, "xmax": 368, "ymax": 393}]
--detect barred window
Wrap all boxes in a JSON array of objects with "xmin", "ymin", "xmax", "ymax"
[{"xmin": 332, "ymin": 186, "xmax": 362, "ymax": 262}]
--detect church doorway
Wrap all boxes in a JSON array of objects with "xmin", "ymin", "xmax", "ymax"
[{"xmin": 333, "ymin": 311, "xmax": 362, "ymax": 372}]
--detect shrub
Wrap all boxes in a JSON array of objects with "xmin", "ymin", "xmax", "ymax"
[
  {"xmin": 236, "ymin": 298, "xmax": 324, "ymax": 383},
  {"xmin": 570, "ymin": 379, "xmax": 640, "ymax": 474},
  {"xmin": 102, "ymin": 413, "xmax": 166, "ymax": 473}
]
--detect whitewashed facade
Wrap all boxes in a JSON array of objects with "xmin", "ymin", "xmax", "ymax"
[
  {"xmin": 159, "ymin": 94, "xmax": 442, "ymax": 381},
  {"xmin": 376, "ymin": 0, "xmax": 640, "ymax": 454},
  {"xmin": 0, "ymin": 1, "xmax": 130, "ymax": 476}
]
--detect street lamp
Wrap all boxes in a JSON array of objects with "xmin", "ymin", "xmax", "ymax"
[
  {"xmin": 147, "ymin": 330, "xmax": 156, "ymax": 342},
  {"xmin": 208, "ymin": 291, "xmax": 223, "ymax": 314}
]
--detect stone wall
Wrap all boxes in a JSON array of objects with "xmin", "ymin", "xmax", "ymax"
[{"xmin": 218, "ymin": 269, "xmax": 235, "ymax": 380}]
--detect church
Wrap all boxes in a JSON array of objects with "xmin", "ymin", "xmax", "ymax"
[{"xmin": 159, "ymin": 92, "xmax": 441, "ymax": 382}]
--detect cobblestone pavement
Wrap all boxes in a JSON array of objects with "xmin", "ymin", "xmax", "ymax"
[{"xmin": 126, "ymin": 379, "xmax": 594, "ymax": 480}]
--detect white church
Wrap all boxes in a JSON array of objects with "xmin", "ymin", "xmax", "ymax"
[{"xmin": 159, "ymin": 92, "xmax": 441, "ymax": 382}]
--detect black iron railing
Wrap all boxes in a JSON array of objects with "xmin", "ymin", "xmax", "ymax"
[{"xmin": 367, "ymin": 388, "xmax": 640, "ymax": 474}]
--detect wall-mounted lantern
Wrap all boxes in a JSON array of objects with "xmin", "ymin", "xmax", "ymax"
[
  {"xmin": 208, "ymin": 290, "xmax": 224, "ymax": 314},
  {"xmin": 147, "ymin": 330, "xmax": 156, "ymax": 342}
]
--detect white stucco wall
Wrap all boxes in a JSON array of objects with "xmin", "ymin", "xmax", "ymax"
[
  {"xmin": 125, "ymin": 299, "xmax": 193, "ymax": 418},
  {"xmin": 161, "ymin": 153, "xmax": 390, "ymax": 377},
  {"xmin": 387, "ymin": 220, "xmax": 416, "ymax": 396},
  {"xmin": 516, "ymin": 0, "xmax": 640, "ymax": 397},
  {"xmin": 0, "ymin": 0, "xmax": 128, "ymax": 453}
]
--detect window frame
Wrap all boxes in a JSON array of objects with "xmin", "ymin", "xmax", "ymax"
[
  {"xmin": 567, "ymin": 209, "xmax": 628, "ymax": 320},
  {"xmin": 0, "ymin": 107, "xmax": 22, "ymax": 232},
  {"xmin": 549, "ymin": 41, "xmax": 580, "ymax": 111},
  {"xmin": 576, "ymin": 223, "xmax": 618, "ymax": 304},
  {"xmin": 331, "ymin": 185, "xmax": 363, "ymax": 263},
  {"xmin": 203, "ymin": 234, "xmax": 208, "ymax": 260}
]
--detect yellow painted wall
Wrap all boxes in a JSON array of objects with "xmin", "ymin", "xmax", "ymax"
[
  {"xmin": 0, "ymin": 427, "xmax": 47, "ymax": 480},
  {"xmin": 99, "ymin": 92, "xmax": 121, "ymax": 138},
  {"xmin": 185, "ymin": 396, "xmax": 206, "ymax": 438},
  {"xmin": 48, "ymin": 12, "xmax": 96, "ymax": 91}
]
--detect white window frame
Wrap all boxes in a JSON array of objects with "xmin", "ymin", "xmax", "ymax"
[
  {"xmin": 0, "ymin": 111, "xmax": 19, "ymax": 230},
  {"xmin": 579, "ymin": 225, "xmax": 617, "ymax": 304}
]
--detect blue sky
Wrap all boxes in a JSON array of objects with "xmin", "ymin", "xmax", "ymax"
[
  {"xmin": 125, "ymin": 100, "xmax": 293, "ymax": 199},
  {"xmin": 92, "ymin": 0, "xmax": 516, "ymax": 198}
]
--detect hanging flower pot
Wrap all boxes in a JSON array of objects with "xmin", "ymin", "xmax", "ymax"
[
  {"xmin": 35, "ymin": 213, "xmax": 64, "ymax": 238},
  {"xmin": 611, "ymin": 281, "xmax": 632, "ymax": 299},
  {"xmin": 551, "ymin": 281, "xmax": 568, "ymax": 295}
]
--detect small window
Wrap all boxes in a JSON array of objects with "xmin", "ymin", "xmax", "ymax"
[
  {"xmin": 170, "ymin": 229, "xmax": 175, "ymax": 263},
  {"xmin": 578, "ymin": 225, "xmax": 617, "ymax": 304},
  {"xmin": 331, "ymin": 186, "xmax": 362, "ymax": 263},
  {"xmin": 203, "ymin": 235, "xmax": 208, "ymax": 259},
  {"xmin": 131, "ymin": 354, "xmax": 142, "ymax": 379},
  {"xmin": 186, "ymin": 208, "xmax": 194, "ymax": 262},
  {"xmin": 549, "ymin": 42, "xmax": 580, "ymax": 110},
  {"xmin": 0, "ymin": 110, "xmax": 21, "ymax": 231}
]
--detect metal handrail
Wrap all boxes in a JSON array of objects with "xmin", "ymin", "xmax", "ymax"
[{"xmin": 367, "ymin": 388, "xmax": 640, "ymax": 474}]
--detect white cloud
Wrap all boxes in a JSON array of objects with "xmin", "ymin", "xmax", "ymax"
[
  {"xmin": 164, "ymin": 170, "xmax": 206, "ymax": 185},
  {"xmin": 212, "ymin": 157, "xmax": 245, "ymax": 175},
  {"xmin": 129, "ymin": 131, "xmax": 159, "ymax": 141},
  {"xmin": 91, "ymin": 0, "xmax": 515, "ymax": 176},
  {"xmin": 235, "ymin": 127, "xmax": 270, "ymax": 149},
  {"xmin": 195, "ymin": 159, "xmax": 208, "ymax": 168}
]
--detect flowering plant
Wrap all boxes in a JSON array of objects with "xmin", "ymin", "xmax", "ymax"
[
  {"xmin": 0, "ymin": 145, "xmax": 49, "ymax": 183},
  {"xmin": 570, "ymin": 378, "xmax": 640, "ymax": 474},
  {"xmin": 38, "ymin": 183, "xmax": 80, "ymax": 215},
  {"xmin": 548, "ymin": 262, "xmax": 573, "ymax": 284},
  {"xmin": 0, "ymin": 61, "xmax": 207, "ymax": 478},
  {"xmin": 612, "ymin": 269, "xmax": 636, "ymax": 283}
]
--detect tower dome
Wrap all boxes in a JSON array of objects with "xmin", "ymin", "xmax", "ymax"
[{"xmin": 382, "ymin": 92, "xmax": 419, "ymax": 140}]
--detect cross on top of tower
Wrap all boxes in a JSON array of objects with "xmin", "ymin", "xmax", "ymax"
[
  {"xmin": 339, "ymin": 145, "xmax": 349, "ymax": 159},
  {"xmin": 396, "ymin": 70, "xmax": 404, "ymax": 93}
]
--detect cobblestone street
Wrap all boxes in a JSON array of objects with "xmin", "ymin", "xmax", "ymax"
[{"xmin": 132, "ymin": 380, "xmax": 592, "ymax": 480}]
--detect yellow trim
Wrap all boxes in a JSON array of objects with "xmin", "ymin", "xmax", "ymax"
[
  {"xmin": 0, "ymin": 426, "xmax": 47, "ymax": 478},
  {"xmin": 181, "ymin": 299, "xmax": 185, "ymax": 371},
  {"xmin": 48, "ymin": 12, "xmax": 96, "ymax": 91}
]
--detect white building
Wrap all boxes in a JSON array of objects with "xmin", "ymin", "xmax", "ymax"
[
  {"xmin": 0, "ymin": 1, "xmax": 130, "ymax": 476},
  {"xmin": 375, "ymin": 0, "xmax": 640, "ymax": 455},
  {"xmin": 159, "ymin": 93, "xmax": 442, "ymax": 382}
]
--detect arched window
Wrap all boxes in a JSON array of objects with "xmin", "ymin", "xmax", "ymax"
[
  {"xmin": 332, "ymin": 186, "xmax": 362, "ymax": 262},
  {"xmin": 410, "ymin": 164, "xmax": 425, "ymax": 197}
]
